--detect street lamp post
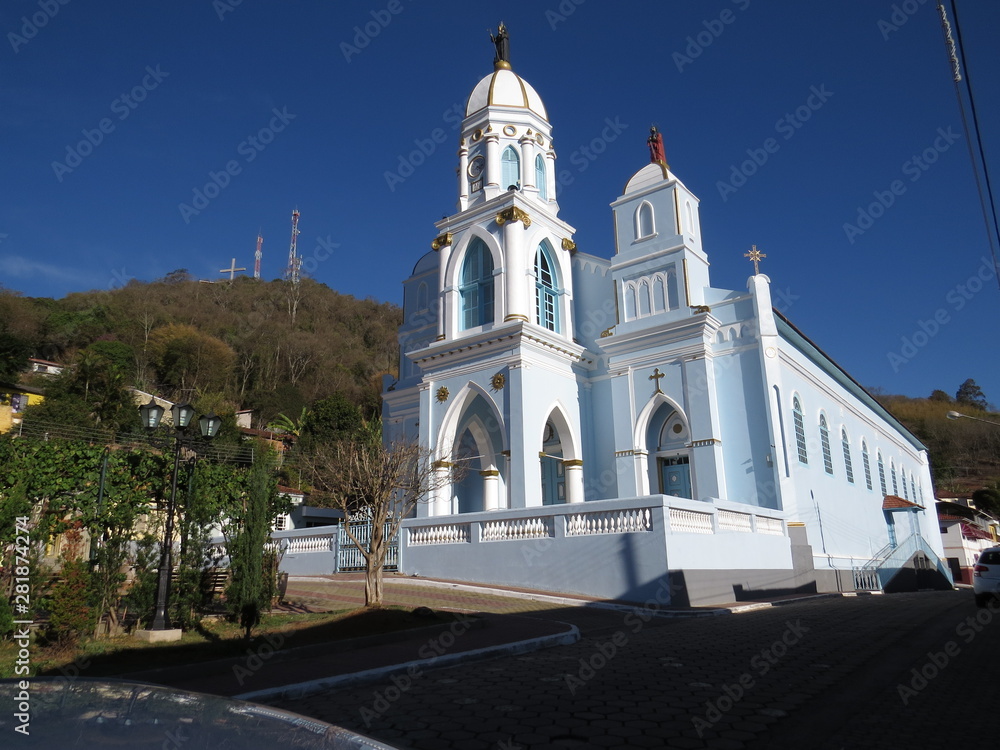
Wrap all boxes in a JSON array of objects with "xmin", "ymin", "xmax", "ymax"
[
  {"xmin": 139, "ymin": 400, "xmax": 221, "ymax": 635},
  {"xmin": 947, "ymin": 410, "xmax": 1000, "ymax": 428}
]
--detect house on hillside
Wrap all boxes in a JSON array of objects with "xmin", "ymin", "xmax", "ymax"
[
  {"xmin": 381, "ymin": 31, "xmax": 951, "ymax": 606},
  {"xmin": 0, "ymin": 381, "xmax": 45, "ymax": 433},
  {"xmin": 937, "ymin": 500, "xmax": 998, "ymax": 584}
]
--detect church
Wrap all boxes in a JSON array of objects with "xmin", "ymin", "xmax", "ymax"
[{"xmin": 382, "ymin": 27, "xmax": 950, "ymax": 606}]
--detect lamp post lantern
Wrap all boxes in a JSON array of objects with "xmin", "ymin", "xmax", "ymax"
[
  {"xmin": 140, "ymin": 399, "xmax": 220, "ymax": 635},
  {"xmin": 947, "ymin": 410, "xmax": 1000, "ymax": 428}
]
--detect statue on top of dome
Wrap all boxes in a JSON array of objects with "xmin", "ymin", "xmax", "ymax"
[
  {"xmin": 491, "ymin": 23, "xmax": 510, "ymax": 67},
  {"xmin": 648, "ymin": 125, "xmax": 668, "ymax": 167}
]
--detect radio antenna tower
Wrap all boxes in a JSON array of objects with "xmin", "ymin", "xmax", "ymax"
[
  {"xmin": 286, "ymin": 209, "xmax": 301, "ymax": 284},
  {"xmin": 254, "ymin": 232, "xmax": 263, "ymax": 279}
]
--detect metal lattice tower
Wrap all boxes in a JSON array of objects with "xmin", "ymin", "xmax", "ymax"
[{"xmin": 286, "ymin": 209, "xmax": 301, "ymax": 284}]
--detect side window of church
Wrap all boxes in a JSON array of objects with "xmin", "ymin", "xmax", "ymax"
[
  {"xmin": 792, "ymin": 396, "xmax": 808, "ymax": 464},
  {"xmin": 460, "ymin": 240, "xmax": 495, "ymax": 329},
  {"xmin": 535, "ymin": 243, "xmax": 559, "ymax": 332},
  {"xmin": 535, "ymin": 155, "xmax": 547, "ymax": 200},
  {"xmin": 501, "ymin": 146, "xmax": 520, "ymax": 190}
]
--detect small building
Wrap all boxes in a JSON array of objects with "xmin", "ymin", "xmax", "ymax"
[
  {"xmin": 937, "ymin": 500, "xmax": 998, "ymax": 584},
  {"xmin": 0, "ymin": 382, "xmax": 45, "ymax": 433}
]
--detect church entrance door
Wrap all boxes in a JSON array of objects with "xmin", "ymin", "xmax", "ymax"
[
  {"xmin": 541, "ymin": 455, "xmax": 565, "ymax": 505},
  {"xmin": 660, "ymin": 455, "xmax": 691, "ymax": 499}
]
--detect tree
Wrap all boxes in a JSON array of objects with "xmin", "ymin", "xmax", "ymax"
[
  {"xmin": 301, "ymin": 392, "xmax": 362, "ymax": 446},
  {"xmin": 956, "ymin": 379, "xmax": 988, "ymax": 410},
  {"xmin": 304, "ymin": 422, "xmax": 460, "ymax": 607},
  {"xmin": 929, "ymin": 390, "xmax": 951, "ymax": 403},
  {"xmin": 220, "ymin": 446, "xmax": 285, "ymax": 638},
  {"xmin": 972, "ymin": 488, "xmax": 1000, "ymax": 519},
  {"xmin": 0, "ymin": 330, "xmax": 32, "ymax": 383}
]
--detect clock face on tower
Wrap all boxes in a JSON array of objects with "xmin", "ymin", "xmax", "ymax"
[{"xmin": 467, "ymin": 154, "xmax": 485, "ymax": 179}]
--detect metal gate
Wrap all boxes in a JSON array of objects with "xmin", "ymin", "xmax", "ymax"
[{"xmin": 337, "ymin": 520, "xmax": 399, "ymax": 572}]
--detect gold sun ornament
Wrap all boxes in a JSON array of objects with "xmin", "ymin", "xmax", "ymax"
[
  {"xmin": 436, "ymin": 386, "xmax": 449, "ymax": 402},
  {"xmin": 490, "ymin": 372, "xmax": 506, "ymax": 391}
]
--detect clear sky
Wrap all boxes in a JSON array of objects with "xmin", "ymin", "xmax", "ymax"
[{"xmin": 2, "ymin": 1, "xmax": 998, "ymax": 404}]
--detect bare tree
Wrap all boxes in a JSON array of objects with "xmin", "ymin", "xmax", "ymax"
[{"xmin": 304, "ymin": 423, "xmax": 459, "ymax": 607}]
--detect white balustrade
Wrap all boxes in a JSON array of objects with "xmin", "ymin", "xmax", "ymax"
[
  {"xmin": 717, "ymin": 510, "xmax": 753, "ymax": 533},
  {"xmin": 482, "ymin": 516, "xmax": 553, "ymax": 542},
  {"xmin": 755, "ymin": 516, "xmax": 785, "ymax": 536},
  {"xmin": 408, "ymin": 523, "xmax": 471, "ymax": 546},
  {"xmin": 668, "ymin": 508, "xmax": 714, "ymax": 535},
  {"xmin": 565, "ymin": 508, "xmax": 652, "ymax": 537}
]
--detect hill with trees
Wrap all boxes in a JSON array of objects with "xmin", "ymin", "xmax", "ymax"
[{"xmin": 0, "ymin": 274, "xmax": 401, "ymax": 429}]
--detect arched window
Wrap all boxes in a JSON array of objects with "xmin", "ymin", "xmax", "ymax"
[
  {"xmin": 638, "ymin": 280, "xmax": 651, "ymax": 317},
  {"xmin": 624, "ymin": 283, "xmax": 637, "ymax": 321},
  {"xmin": 416, "ymin": 282, "xmax": 429, "ymax": 311},
  {"xmin": 901, "ymin": 469, "xmax": 909, "ymax": 500},
  {"xmin": 652, "ymin": 275, "xmax": 666, "ymax": 312},
  {"xmin": 793, "ymin": 397, "xmax": 808, "ymax": 465},
  {"xmin": 877, "ymin": 452, "xmax": 887, "ymax": 496},
  {"xmin": 459, "ymin": 239, "xmax": 495, "ymax": 330},
  {"xmin": 535, "ymin": 242, "xmax": 559, "ymax": 332},
  {"xmin": 911, "ymin": 476, "xmax": 917, "ymax": 501},
  {"xmin": 820, "ymin": 414, "xmax": 833, "ymax": 475},
  {"xmin": 890, "ymin": 461, "xmax": 898, "ymax": 496},
  {"xmin": 685, "ymin": 200, "xmax": 695, "ymax": 236},
  {"xmin": 862, "ymin": 441, "xmax": 873, "ymax": 490},
  {"xmin": 501, "ymin": 146, "xmax": 520, "ymax": 190},
  {"xmin": 636, "ymin": 202, "xmax": 654, "ymax": 239},
  {"xmin": 666, "ymin": 269, "xmax": 679, "ymax": 310},
  {"xmin": 535, "ymin": 154, "xmax": 547, "ymax": 200},
  {"xmin": 842, "ymin": 428, "xmax": 854, "ymax": 484}
]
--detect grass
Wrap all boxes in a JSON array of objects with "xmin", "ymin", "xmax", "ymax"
[{"xmin": 0, "ymin": 605, "xmax": 468, "ymax": 679}]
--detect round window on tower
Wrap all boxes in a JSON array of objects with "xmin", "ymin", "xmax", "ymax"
[{"xmin": 503, "ymin": 125, "xmax": 516, "ymax": 136}]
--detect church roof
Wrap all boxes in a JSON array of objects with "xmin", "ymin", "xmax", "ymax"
[
  {"xmin": 883, "ymin": 495, "xmax": 924, "ymax": 510},
  {"xmin": 466, "ymin": 66, "xmax": 547, "ymax": 119}
]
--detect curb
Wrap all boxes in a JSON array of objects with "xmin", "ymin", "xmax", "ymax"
[{"xmin": 234, "ymin": 621, "xmax": 581, "ymax": 703}]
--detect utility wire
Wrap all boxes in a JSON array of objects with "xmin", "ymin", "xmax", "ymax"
[{"xmin": 940, "ymin": 1, "xmax": 1000, "ymax": 288}]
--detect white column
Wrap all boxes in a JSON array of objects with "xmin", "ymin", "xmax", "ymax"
[
  {"xmin": 458, "ymin": 142, "xmax": 469, "ymax": 211},
  {"xmin": 435, "ymin": 237, "xmax": 452, "ymax": 341},
  {"xmin": 433, "ymin": 463, "xmax": 453, "ymax": 516},
  {"xmin": 482, "ymin": 470, "xmax": 500, "ymax": 511},
  {"xmin": 519, "ymin": 137, "xmax": 535, "ymax": 192},
  {"xmin": 564, "ymin": 460, "xmax": 584, "ymax": 503},
  {"xmin": 503, "ymin": 215, "xmax": 528, "ymax": 322},
  {"xmin": 485, "ymin": 134, "xmax": 500, "ymax": 197}
]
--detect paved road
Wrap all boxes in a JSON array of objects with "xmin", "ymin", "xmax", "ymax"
[{"xmin": 268, "ymin": 584, "xmax": 998, "ymax": 749}]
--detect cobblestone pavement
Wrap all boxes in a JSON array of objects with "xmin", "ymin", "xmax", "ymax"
[{"xmin": 269, "ymin": 583, "xmax": 997, "ymax": 749}]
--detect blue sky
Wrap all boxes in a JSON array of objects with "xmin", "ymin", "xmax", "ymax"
[{"xmin": 1, "ymin": 1, "xmax": 998, "ymax": 404}]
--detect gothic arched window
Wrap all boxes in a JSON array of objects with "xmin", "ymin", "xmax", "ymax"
[
  {"xmin": 636, "ymin": 202, "xmax": 654, "ymax": 239},
  {"xmin": 862, "ymin": 440, "xmax": 873, "ymax": 490},
  {"xmin": 535, "ymin": 154, "xmax": 547, "ymax": 200},
  {"xmin": 877, "ymin": 451, "xmax": 887, "ymax": 496},
  {"xmin": 792, "ymin": 396, "xmax": 808, "ymax": 465},
  {"xmin": 535, "ymin": 241, "xmax": 560, "ymax": 332},
  {"xmin": 820, "ymin": 414, "xmax": 833, "ymax": 475},
  {"xmin": 501, "ymin": 146, "xmax": 520, "ymax": 190},
  {"xmin": 842, "ymin": 428, "xmax": 854, "ymax": 484},
  {"xmin": 460, "ymin": 239, "xmax": 495, "ymax": 330}
]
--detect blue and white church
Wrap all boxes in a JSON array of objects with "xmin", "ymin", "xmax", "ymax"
[{"xmin": 382, "ymin": 31, "xmax": 951, "ymax": 605}]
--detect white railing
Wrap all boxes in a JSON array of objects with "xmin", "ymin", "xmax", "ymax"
[
  {"xmin": 755, "ymin": 516, "xmax": 785, "ymax": 536},
  {"xmin": 482, "ymin": 517, "xmax": 554, "ymax": 541},
  {"xmin": 668, "ymin": 508, "xmax": 714, "ymax": 534},
  {"xmin": 408, "ymin": 523, "xmax": 471, "ymax": 546},
  {"xmin": 283, "ymin": 534, "xmax": 335, "ymax": 554},
  {"xmin": 718, "ymin": 510, "xmax": 753, "ymax": 533},
  {"xmin": 565, "ymin": 508, "xmax": 651, "ymax": 536}
]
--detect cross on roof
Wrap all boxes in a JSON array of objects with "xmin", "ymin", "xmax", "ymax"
[
  {"xmin": 744, "ymin": 245, "xmax": 766, "ymax": 275},
  {"xmin": 649, "ymin": 368, "xmax": 665, "ymax": 394},
  {"xmin": 219, "ymin": 258, "xmax": 246, "ymax": 281}
]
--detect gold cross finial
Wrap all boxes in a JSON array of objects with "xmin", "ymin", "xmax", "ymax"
[
  {"xmin": 744, "ymin": 245, "xmax": 766, "ymax": 275},
  {"xmin": 649, "ymin": 368, "xmax": 665, "ymax": 394}
]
